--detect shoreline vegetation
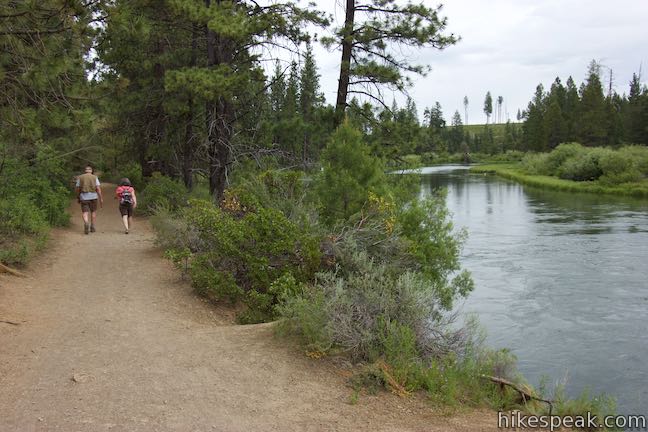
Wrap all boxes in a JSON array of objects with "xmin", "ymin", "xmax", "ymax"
[
  {"xmin": 471, "ymin": 163, "xmax": 648, "ymax": 197},
  {"xmin": 468, "ymin": 143, "xmax": 648, "ymax": 198}
]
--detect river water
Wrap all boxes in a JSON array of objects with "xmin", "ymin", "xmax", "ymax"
[{"xmin": 418, "ymin": 165, "xmax": 648, "ymax": 416}]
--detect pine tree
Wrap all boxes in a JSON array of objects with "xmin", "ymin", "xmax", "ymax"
[
  {"xmin": 626, "ymin": 73, "xmax": 647, "ymax": 144},
  {"xmin": 497, "ymin": 96, "xmax": 504, "ymax": 124},
  {"xmin": 448, "ymin": 110, "xmax": 464, "ymax": 153},
  {"xmin": 326, "ymin": 0, "xmax": 458, "ymax": 124},
  {"xmin": 577, "ymin": 60, "xmax": 607, "ymax": 146},
  {"xmin": 483, "ymin": 92, "xmax": 493, "ymax": 124},
  {"xmin": 522, "ymin": 84, "xmax": 547, "ymax": 152},
  {"xmin": 564, "ymin": 76, "xmax": 580, "ymax": 142},
  {"xmin": 423, "ymin": 102, "xmax": 446, "ymax": 153},
  {"xmin": 299, "ymin": 43, "xmax": 325, "ymax": 166},
  {"xmin": 0, "ymin": 1, "xmax": 95, "ymax": 160}
]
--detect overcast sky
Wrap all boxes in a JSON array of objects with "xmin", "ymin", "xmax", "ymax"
[{"xmin": 308, "ymin": 0, "xmax": 648, "ymax": 125}]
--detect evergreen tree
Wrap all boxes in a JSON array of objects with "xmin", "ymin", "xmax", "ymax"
[
  {"xmin": 423, "ymin": 102, "xmax": 446, "ymax": 153},
  {"xmin": 0, "ymin": 1, "xmax": 95, "ymax": 161},
  {"xmin": 448, "ymin": 110, "xmax": 464, "ymax": 153},
  {"xmin": 544, "ymin": 97, "xmax": 567, "ymax": 149},
  {"xmin": 299, "ymin": 43, "xmax": 326, "ymax": 166},
  {"xmin": 463, "ymin": 95, "xmax": 469, "ymax": 124},
  {"xmin": 577, "ymin": 60, "xmax": 607, "ymax": 146},
  {"xmin": 326, "ymin": 0, "xmax": 458, "ymax": 124},
  {"xmin": 317, "ymin": 121, "xmax": 386, "ymax": 224},
  {"xmin": 626, "ymin": 73, "xmax": 647, "ymax": 144},
  {"xmin": 544, "ymin": 78, "xmax": 567, "ymax": 148},
  {"xmin": 497, "ymin": 95, "xmax": 504, "ymax": 124},
  {"xmin": 483, "ymin": 91, "xmax": 493, "ymax": 124},
  {"xmin": 564, "ymin": 76, "xmax": 580, "ymax": 142},
  {"xmin": 522, "ymin": 84, "xmax": 547, "ymax": 152},
  {"xmin": 270, "ymin": 61, "xmax": 287, "ymax": 115}
]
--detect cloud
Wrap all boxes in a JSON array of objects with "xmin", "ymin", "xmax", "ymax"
[{"xmin": 310, "ymin": 0, "xmax": 648, "ymax": 124}]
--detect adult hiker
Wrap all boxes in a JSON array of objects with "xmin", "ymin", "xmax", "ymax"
[
  {"xmin": 115, "ymin": 178, "xmax": 137, "ymax": 234},
  {"xmin": 75, "ymin": 165, "xmax": 103, "ymax": 234}
]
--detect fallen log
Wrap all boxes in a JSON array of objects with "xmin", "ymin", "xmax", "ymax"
[
  {"xmin": 0, "ymin": 262, "xmax": 27, "ymax": 278},
  {"xmin": 480, "ymin": 374, "xmax": 554, "ymax": 415}
]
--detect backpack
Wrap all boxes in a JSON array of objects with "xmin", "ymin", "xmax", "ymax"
[{"xmin": 120, "ymin": 187, "xmax": 133, "ymax": 206}]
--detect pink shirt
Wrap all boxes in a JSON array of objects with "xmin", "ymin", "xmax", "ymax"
[{"xmin": 115, "ymin": 186, "xmax": 134, "ymax": 203}]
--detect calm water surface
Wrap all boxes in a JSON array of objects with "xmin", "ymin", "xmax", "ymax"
[{"xmin": 419, "ymin": 165, "xmax": 648, "ymax": 416}]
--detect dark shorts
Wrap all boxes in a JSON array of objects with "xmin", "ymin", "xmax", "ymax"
[
  {"xmin": 119, "ymin": 203, "xmax": 133, "ymax": 217},
  {"xmin": 80, "ymin": 199, "xmax": 98, "ymax": 213}
]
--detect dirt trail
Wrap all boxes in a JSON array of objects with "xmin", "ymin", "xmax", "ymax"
[{"xmin": 0, "ymin": 185, "xmax": 501, "ymax": 432}]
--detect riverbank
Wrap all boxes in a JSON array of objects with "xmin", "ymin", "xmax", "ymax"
[{"xmin": 471, "ymin": 163, "xmax": 648, "ymax": 197}]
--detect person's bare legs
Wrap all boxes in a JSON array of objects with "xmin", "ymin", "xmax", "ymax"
[
  {"xmin": 90, "ymin": 211, "xmax": 97, "ymax": 232},
  {"xmin": 82, "ymin": 211, "xmax": 90, "ymax": 234},
  {"xmin": 122, "ymin": 215, "xmax": 129, "ymax": 233},
  {"xmin": 128, "ymin": 216, "xmax": 133, "ymax": 231}
]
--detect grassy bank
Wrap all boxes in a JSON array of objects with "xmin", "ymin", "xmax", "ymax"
[{"xmin": 472, "ymin": 164, "xmax": 648, "ymax": 198}]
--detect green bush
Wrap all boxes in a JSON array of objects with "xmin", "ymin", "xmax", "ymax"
[
  {"xmin": 278, "ymin": 251, "xmax": 469, "ymax": 362},
  {"xmin": 544, "ymin": 142, "xmax": 586, "ymax": 175},
  {"xmin": 140, "ymin": 172, "xmax": 188, "ymax": 213},
  {"xmin": 556, "ymin": 148, "xmax": 610, "ymax": 181},
  {"xmin": 158, "ymin": 197, "xmax": 322, "ymax": 323},
  {"xmin": 0, "ymin": 196, "xmax": 48, "ymax": 235},
  {"xmin": 598, "ymin": 151, "xmax": 642, "ymax": 185},
  {"xmin": 521, "ymin": 152, "xmax": 551, "ymax": 175},
  {"xmin": 619, "ymin": 145, "xmax": 648, "ymax": 175},
  {"xmin": 0, "ymin": 154, "xmax": 70, "ymax": 265}
]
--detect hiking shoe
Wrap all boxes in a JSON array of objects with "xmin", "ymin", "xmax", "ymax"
[
  {"xmin": 90, "ymin": 225, "xmax": 96, "ymax": 233},
  {"xmin": 125, "ymin": 229, "xmax": 129, "ymax": 235},
  {"xmin": 84, "ymin": 223, "xmax": 89, "ymax": 235}
]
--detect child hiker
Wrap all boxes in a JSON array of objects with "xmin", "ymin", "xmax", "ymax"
[{"xmin": 115, "ymin": 178, "xmax": 137, "ymax": 234}]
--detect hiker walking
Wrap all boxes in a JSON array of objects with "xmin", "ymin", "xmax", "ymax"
[
  {"xmin": 75, "ymin": 165, "xmax": 103, "ymax": 234},
  {"xmin": 115, "ymin": 178, "xmax": 137, "ymax": 234}
]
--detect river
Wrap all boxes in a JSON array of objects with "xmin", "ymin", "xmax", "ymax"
[{"xmin": 418, "ymin": 165, "xmax": 648, "ymax": 417}]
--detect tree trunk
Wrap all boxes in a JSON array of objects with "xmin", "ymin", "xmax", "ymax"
[
  {"xmin": 182, "ymin": 24, "xmax": 198, "ymax": 190},
  {"xmin": 182, "ymin": 99, "xmax": 194, "ymax": 190},
  {"xmin": 334, "ymin": 0, "xmax": 355, "ymax": 126},
  {"xmin": 205, "ymin": 0, "xmax": 234, "ymax": 202}
]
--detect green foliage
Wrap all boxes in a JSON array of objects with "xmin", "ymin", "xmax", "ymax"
[
  {"xmin": 113, "ymin": 161, "xmax": 145, "ymax": 190},
  {"xmin": 140, "ymin": 173, "xmax": 188, "ymax": 213},
  {"xmin": 154, "ymin": 187, "xmax": 322, "ymax": 323},
  {"xmin": 598, "ymin": 151, "xmax": 642, "ymax": 185},
  {"xmin": 397, "ymin": 194, "xmax": 474, "ymax": 309},
  {"xmin": 551, "ymin": 387, "xmax": 618, "ymax": 431},
  {"xmin": 316, "ymin": 122, "xmax": 387, "ymax": 225},
  {"xmin": 556, "ymin": 147, "xmax": 605, "ymax": 181},
  {"xmin": 0, "ymin": 155, "xmax": 70, "ymax": 265}
]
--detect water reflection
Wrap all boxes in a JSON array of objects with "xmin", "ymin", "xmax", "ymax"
[{"xmin": 420, "ymin": 167, "xmax": 648, "ymax": 417}]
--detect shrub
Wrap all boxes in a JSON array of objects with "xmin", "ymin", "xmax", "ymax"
[
  {"xmin": 278, "ymin": 251, "xmax": 469, "ymax": 362},
  {"xmin": 228, "ymin": 169, "xmax": 317, "ymax": 228},
  {"xmin": 598, "ymin": 151, "xmax": 642, "ymax": 185},
  {"xmin": 618, "ymin": 145, "xmax": 648, "ymax": 176},
  {"xmin": 0, "ymin": 153, "xmax": 70, "ymax": 265},
  {"xmin": 158, "ymin": 197, "xmax": 322, "ymax": 323},
  {"xmin": 521, "ymin": 152, "xmax": 551, "ymax": 175},
  {"xmin": 557, "ymin": 148, "xmax": 607, "ymax": 181},
  {"xmin": 140, "ymin": 172, "xmax": 188, "ymax": 213},
  {"xmin": 544, "ymin": 142, "xmax": 586, "ymax": 175}
]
